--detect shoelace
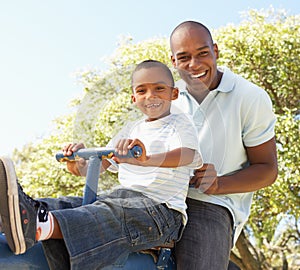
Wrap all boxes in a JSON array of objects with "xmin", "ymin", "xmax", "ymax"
[
  {"xmin": 17, "ymin": 182, "xmax": 48, "ymax": 222},
  {"xmin": 17, "ymin": 182, "xmax": 39, "ymax": 207}
]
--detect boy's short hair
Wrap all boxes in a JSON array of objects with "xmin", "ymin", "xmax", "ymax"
[{"xmin": 131, "ymin": 60, "xmax": 175, "ymax": 87}]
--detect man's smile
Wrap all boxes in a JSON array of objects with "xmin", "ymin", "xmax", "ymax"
[{"xmin": 190, "ymin": 70, "xmax": 208, "ymax": 79}]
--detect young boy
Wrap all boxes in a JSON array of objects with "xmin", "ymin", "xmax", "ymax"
[{"xmin": 0, "ymin": 60, "xmax": 202, "ymax": 269}]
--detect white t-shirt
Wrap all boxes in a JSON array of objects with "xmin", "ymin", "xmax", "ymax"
[
  {"xmin": 108, "ymin": 113, "xmax": 202, "ymax": 224},
  {"xmin": 171, "ymin": 67, "xmax": 276, "ymax": 243}
]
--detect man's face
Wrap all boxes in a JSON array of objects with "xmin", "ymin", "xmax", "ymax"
[
  {"xmin": 131, "ymin": 67, "xmax": 178, "ymax": 121},
  {"xmin": 171, "ymin": 26, "xmax": 220, "ymax": 91}
]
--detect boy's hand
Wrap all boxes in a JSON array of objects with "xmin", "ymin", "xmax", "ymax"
[
  {"xmin": 62, "ymin": 143, "xmax": 87, "ymax": 176},
  {"xmin": 113, "ymin": 138, "xmax": 147, "ymax": 164}
]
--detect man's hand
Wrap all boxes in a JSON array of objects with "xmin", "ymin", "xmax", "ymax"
[
  {"xmin": 190, "ymin": 163, "xmax": 219, "ymax": 194},
  {"xmin": 190, "ymin": 138, "xmax": 278, "ymax": 195},
  {"xmin": 62, "ymin": 143, "xmax": 87, "ymax": 176}
]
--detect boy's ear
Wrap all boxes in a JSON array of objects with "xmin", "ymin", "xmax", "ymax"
[
  {"xmin": 131, "ymin": 94, "xmax": 136, "ymax": 103},
  {"xmin": 172, "ymin": 87, "xmax": 179, "ymax": 100}
]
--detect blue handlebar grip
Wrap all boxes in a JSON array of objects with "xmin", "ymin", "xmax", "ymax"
[
  {"xmin": 124, "ymin": 145, "xmax": 143, "ymax": 159},
  {"xmin": 55, "ymin": 152, "xmax": 80, "ymax": 162}
]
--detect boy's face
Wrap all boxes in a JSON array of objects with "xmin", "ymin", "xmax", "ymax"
[{"xmin": 132, "ymin": 66, "xmax": 178, "ymax": 121}]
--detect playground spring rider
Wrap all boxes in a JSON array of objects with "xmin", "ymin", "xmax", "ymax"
[{"xmin": 0, "ymin": 146, "xmax": 176, "ymax": 270}]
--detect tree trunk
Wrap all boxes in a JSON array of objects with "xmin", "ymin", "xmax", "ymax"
[{"xmin": 231, "ymin": 230, "xmax": 261, "ymax": 270}]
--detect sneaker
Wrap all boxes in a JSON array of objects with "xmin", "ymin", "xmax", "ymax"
[{"xmin": 0, "ymin": 156, "xmax": 48, "ymax": 254}]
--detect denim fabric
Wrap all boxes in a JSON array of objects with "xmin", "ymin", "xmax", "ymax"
[
  {"xmin": 40, "ymin": 189, "xmax": 182, "ymax": 270},
  {"xmin": 175, "ymin": 198, "xmax": 233, "ymax": 270},
  {"xmin": 0, "ymin": 234, "xmax": 50, "ymax": 270}
]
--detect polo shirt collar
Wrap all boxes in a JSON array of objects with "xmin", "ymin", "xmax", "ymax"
[{"xmin": 214, "ymin": 66, "xmax": 235, "ymax": 93}]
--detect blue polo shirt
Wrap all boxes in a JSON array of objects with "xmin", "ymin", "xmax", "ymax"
[{"xmin": 171, "ymin": 66, "xmax": 276, "ymax": 244}]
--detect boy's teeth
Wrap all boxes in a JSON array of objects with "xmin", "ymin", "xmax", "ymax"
[{"xmin": 146, "ymin": 103, "xmax": 160, "ymax": 108}]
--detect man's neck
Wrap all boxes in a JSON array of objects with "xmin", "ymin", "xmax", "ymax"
[
  {"xmin": 187, "ymin": 70, "xmax": 223, "ymax": 104},
  {"xmin": 187, "ymin": 87, "xmax": 210, "ymax": 104}
]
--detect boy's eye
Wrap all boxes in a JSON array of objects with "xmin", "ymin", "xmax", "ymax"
[
  {"xmin": 136, "ymin": 89, "xmax": 145, "ymax": 93},
  {"xmin": 156, "ymin": 86, "xmax": 166, "ymax": 91}
]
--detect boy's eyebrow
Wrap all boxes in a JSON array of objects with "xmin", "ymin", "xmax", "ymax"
[{"xmin": 133, "ymin": 81, "xmax": 171, "ymax": 88}]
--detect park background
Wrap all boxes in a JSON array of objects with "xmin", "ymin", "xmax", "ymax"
[
  {"xmin": 0, "ymin": 0, "xmax": 299, "ymax": 155},
  {"xmin": 0, "ymin": 1, "xmax": 299, "ymax": 269}
]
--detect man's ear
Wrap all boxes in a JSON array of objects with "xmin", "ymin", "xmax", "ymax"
[
  {"xmin": 171, "ymin": 54, "xmax": 176, "ymax": 68},
  {"xmin": 172, "ymin": 87, "xmax": 179, "ymax": 100},
  {"xmin": 213, "ymin": 43, "xmax": 219, "ymax": 59}
]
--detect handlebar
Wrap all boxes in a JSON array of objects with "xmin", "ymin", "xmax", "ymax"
[
  {"xmin": 55, "ymin": 145, "xmax": 143, "ymax": 162},
  {"xmin": 55, "ymin": 145, "xmax": 143, "ymax": 205}
]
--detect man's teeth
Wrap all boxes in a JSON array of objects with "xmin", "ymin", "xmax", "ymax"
[
  {"xmin": 146, "ymin": 103, "xmax": 161, "ymax": 108},
  {"xmin": 191, "ymin": 71, "xmax": 206, "ymax": 78}
]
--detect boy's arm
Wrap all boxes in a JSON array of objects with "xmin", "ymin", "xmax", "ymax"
[
  {"xmin": 139, "ymin": 147, "xmax": 198, "ymax": 167},
  {"xmin": 113, "ymin": 138, "xmax": 201, "ymax": 168}
]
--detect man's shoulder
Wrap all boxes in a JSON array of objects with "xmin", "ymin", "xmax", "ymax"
[
  {"xmin": 219, "ymin": 67, "xmax": 269, "ymax": 103},
  {"xmin": 223, "ymin": 67, "xmax": 263, "ymax": 92}
]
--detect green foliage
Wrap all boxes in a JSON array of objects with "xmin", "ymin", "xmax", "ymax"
[
  {"xmin": 214, "ymin": 8, "xmax": 300, "ymax": 268},
  {"xmin": 11, "ymin": 7, "xmax": 299, "ymax": 268},
  {"xmin": 215, "ymin": 8, "xmax": 300, "ymax": 114}
]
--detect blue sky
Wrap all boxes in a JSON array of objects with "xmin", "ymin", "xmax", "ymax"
[{"xmin": 0, "ymin": 0, "xmax": 299, "ymax": 155}]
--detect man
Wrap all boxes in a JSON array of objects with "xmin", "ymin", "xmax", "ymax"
[{"xmin": 170, "ymin": 21, "xmax": 278, "ymax": 269}]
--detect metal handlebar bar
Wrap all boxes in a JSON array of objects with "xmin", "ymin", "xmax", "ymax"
[
  {"xmin": 55, "ymin": 146, "xmax": 143, "ymax": 162},
  {"xmin": 55, "ymin": 146, "xmax": 142, "ymax": 205}
]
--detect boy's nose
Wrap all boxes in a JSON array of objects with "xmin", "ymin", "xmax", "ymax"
[{"xmin": 146, "ymin": 90, "xmax": 157, "ymax": 98}]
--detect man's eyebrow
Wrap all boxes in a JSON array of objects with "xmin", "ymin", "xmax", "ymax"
[{"xmin": 176, "ymin": 46, "xmax": 210, "ymax": 56}]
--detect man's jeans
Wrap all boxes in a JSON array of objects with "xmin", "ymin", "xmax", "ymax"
[
  {"xmin": 40, "ymin": 188, "xmax": 183, "ymax": 270},
  {"xmin": 175, "ymin": 198, "xmax": 233, "ymax": 270}
]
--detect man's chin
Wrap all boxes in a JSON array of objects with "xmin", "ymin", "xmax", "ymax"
[
  {"xmin": 187, "ymin": 80, "xmax": 209, "ymax": 92},
  {"xmin": 177, "ymin": 70, "xmax": 209, "ymax": 91}
]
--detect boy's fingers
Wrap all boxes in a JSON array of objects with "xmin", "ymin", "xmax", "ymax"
[
  {"xmin": 62, "ymin": 143, "xmax": 85, "ymax": 156},
  {"xmin": 78, "ymin": 158, "xmax": 86, "ymax": 167}
]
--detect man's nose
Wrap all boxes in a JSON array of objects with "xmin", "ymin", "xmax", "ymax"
[{"xmin": 189, "ymin": 56, "xmax": 201, "ymax": 69}]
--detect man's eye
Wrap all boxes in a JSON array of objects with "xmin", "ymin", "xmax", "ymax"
[
  {"xmin": 178, "ymin": 56, "xmax": 189, "ymax": 61},
  {"xmin": 199, "ymin": 51, "xmax": 209, "ymax": 56}
]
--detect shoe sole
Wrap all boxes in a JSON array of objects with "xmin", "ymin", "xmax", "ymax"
[{"xmin": 0, "ymin": 157, "xmax": 26, "ymax": 254}]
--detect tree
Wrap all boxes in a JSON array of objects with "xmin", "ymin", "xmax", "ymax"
[
  {"xmin": 214, "ymin": 8, "xmax": 300, "ymax": 269},
  {"xmin": 12, "ymin": 7, "xmax": 299, "ymax": 269}
]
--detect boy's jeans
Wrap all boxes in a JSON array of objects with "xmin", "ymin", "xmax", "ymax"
[
  {"xmin": 41, "ymin": 188, "xmax": 183, "ymax": 270},
  {"xmin": 175, "ymin": 198, "xmax": 233, "ymax": 270}
]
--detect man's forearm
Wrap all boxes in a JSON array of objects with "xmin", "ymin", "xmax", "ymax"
[{"xmin": 215, "ymin": 162, "xmax": 278, "ymax": 194}]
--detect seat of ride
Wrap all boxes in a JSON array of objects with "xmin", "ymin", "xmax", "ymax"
[{"xmin": 0, "ymin": 232, "xmax": 175, "ymax": 270}]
